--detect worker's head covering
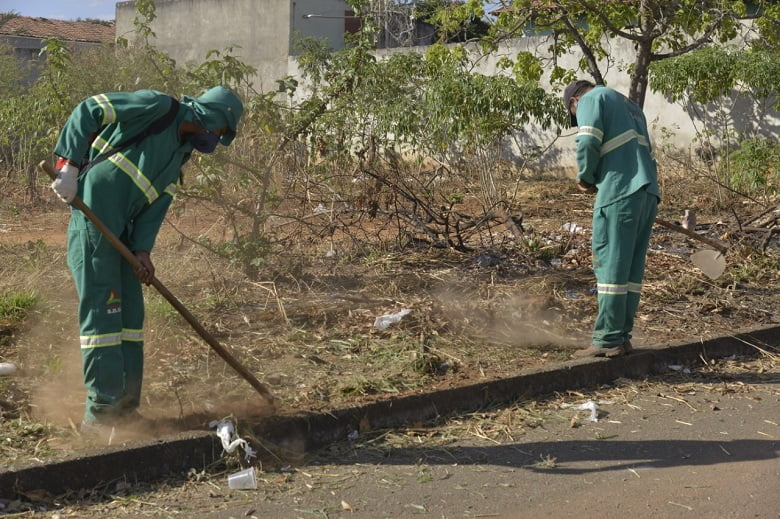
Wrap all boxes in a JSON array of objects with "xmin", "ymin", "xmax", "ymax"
[
  {"xmin": 182, "ymin": 86, "xmax": 244, "ymax": 145},
  {"xmin": 562, "ymin": 80, "xmax": 594, "ymax": 127}
]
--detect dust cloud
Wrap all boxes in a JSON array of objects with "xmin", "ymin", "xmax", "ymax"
[{"xmin": 434, "ymin": 286, "xmax": 581, "ymax": 349}]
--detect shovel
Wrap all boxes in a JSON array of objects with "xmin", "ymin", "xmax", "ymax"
[
  {"xmin": 655, "ymin": 217, "xmax": 728, "ymax": 279},
  {"xmin": 40, "ymin": 161, "xmax": 275, "ymax": 407}
]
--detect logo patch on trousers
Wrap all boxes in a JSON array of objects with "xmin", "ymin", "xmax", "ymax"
[{"xmin": 106, "ymin": 289, "xmax": 122, "ymax": 314}]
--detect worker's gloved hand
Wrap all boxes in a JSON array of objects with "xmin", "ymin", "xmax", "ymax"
[{"xmin": 51, "ymin": 160, "xmax": 80, "ymax": 203}]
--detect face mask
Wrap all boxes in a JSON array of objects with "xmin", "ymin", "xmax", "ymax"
[{"xmin": 187, "ymin": 132, "xmax": 219, "ymax": 154}]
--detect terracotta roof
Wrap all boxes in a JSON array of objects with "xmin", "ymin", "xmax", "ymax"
[{"xmin": 0, "ymin": 16, "xmax": 115, "ymax": 43}]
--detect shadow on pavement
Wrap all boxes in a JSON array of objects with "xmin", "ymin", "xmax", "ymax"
[{"xmin": 321, "ymin": 439, "xmax": 779, "ymax": 475}]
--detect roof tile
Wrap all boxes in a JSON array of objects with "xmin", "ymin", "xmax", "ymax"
[{"xmin": 0, "ymin": 16, "xmax": 115, "ymax": 43}]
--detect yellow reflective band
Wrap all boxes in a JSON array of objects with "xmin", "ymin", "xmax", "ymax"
[
  {"xmin": 597, "ymin": 283, "xmax": 628, "ymax": 295},
  {"xmin": 91, "ymin": 94, "xmax": 116, "ymax": 126},
  {"xmin": 91, "ymin": 134, "xmax": 113, "ymax": 155},
  {"xmin": 108, "ymin": 152, "xmax": 159, "ymax": 204},
  {"xmin": 80, "ymin": 333, "xmax": 122, "ymax": 348},
  {"xmin": 628, "ymin": 282, "xmax": 643, "ymax": 293},
  {"xmin": 600, "ymin": 130, "xmax": 637, "ymax": 156},
  {"xmin": 122, "ymin": 328, "xmax": 144, "ymax": 342},
  {"xmin": 600, "ymin": 129, "xmax": 651, "ymax": 157},
  {"xmin": 578, "ymin": 126, "xmax": 603, "ymax": 142},
  {"xmin": 164, "ymin": 183, "xmax": 178, "ymax": 198}
]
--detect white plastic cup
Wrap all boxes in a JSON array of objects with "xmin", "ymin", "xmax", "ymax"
[
  {"xmin": 0, "ymin": 363, "xmax": 17, "ymax": 376},
  {"xmin": 227, "ymin": 467, "xmax": 257, "ymax": 490}
]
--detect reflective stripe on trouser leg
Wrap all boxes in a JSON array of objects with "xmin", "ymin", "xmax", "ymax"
[
  {"xmin": 68, "ymin": 212, "xmax": 127, "ymax": 423},
  {"xmin": 591, "ymin": 188, "xmax": 657, "ymax": 347}
]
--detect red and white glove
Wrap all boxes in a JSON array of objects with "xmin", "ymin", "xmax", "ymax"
[{"xmin": 51, "ymin": 157, "xmax": 79, "ymax": 203}]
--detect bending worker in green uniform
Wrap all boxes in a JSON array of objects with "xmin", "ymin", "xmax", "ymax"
[
  {"xmin": 563, "ymin": 80, "xmax": 660, "ymax": 358},
  {"xmin": 51, "ymin": 86, "xmax": 244, "ymax": 433}
]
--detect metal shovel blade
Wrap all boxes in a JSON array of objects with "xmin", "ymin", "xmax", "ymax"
[{"xmin": 691, "ymin": 249, "xmax": 727, "ymax": 279}]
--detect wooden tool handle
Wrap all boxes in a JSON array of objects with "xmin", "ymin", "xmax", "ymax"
[
  {"xmin": 654, "ymin": 217, "xmax": 729, "ymax": 254},
  {"xmin": 40, "ymin": 160, "xmax": 274, "ymax": 405}
]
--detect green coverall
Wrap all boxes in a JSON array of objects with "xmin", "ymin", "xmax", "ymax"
[
  {"xmin": 53, "ymin": 88, "xmax": 242, "ymax": 424},
  {"xmin": 574, "ymin": 86, "xmax": 661, "ymax": 348}
]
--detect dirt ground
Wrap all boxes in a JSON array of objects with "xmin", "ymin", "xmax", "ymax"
[{"xmin": 0, "ymin": 178, "xmax": 778, "ymax": 515}]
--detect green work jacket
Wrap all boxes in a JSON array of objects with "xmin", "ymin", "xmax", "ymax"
[
  {"xmin": 54, "ymin": 90, "xmax": 194, "ymax": 252},
  {"xmin": 575, "ymin": 86, "xmax": 660, "ymax": 208}
]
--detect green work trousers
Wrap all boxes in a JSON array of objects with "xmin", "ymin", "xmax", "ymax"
[
  {"xmin": 591, "ymin": 186, "xmax": 658, "ymax": 347},
  {"xmin": 67, "ymin": 211, "xmax": 145, "ymax": 424}
]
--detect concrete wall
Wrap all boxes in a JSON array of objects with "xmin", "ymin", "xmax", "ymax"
[
  {"xmin": 371, "ymin": 34, "xmax": 780, "ymax": 174},
  {"xmin": 115, "ymin": 1, "xmax": 778, "ymax": 173},
  {"xmin": 465, "ymin": 35, "xmax": 699, "ymax": 173},
  {"xmin": 116, "ymin": 0, "xmax": 350, "ymax": 92},
  {"xmin": 291, "ymin": 0, "xmax": 352, "ymax": 53}
]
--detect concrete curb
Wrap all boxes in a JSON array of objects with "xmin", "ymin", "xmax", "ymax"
[{"xmin": 2, "ymin": 325, "xmax": 777, "ymax": 497}]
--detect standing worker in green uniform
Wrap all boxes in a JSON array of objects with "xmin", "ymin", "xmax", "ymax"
[
  {"xmin": 562, "ymin": 80, "xmax": 660, "ymax": 358},
  {"xmin": 51, "ymin": 86, "xmax": 244, "ymax": 434}
]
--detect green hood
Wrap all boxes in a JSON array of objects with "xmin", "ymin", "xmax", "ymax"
[{"xmin": 182, "ymin": 86, "xmax": 244, "ymax": 146}]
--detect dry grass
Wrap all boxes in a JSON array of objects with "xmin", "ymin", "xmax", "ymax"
[{"xmin": 0, "ymin": 161, "xmax": 778, "ymax": 472}]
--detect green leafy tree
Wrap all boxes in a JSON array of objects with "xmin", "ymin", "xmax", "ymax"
[
  {"xmin": 753, "ymin": 2, "xmax": 780, "ymax": 50},
  {"xmin": 286, "ymin": 6, "xmax": 561, "ymax": 250},
  {"xmin": 650, "ymin": 45, "xmax": 780, "ymax": 201},
  {"xmin": 483, "ymin": 0, "xmax": 767, "ymax": 108},
  {"xmin": 414, "ymin": 0, "xmax": 491, "ymax": 42}
]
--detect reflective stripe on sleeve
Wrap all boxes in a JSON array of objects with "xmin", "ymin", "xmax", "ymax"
[
  {"xmin": 628, "ymin": 282, "xmax": 643, "ymax": 293},
  {"xmin": 577, "ymin": 126, "xmax": 603, "ymax": 142},
  {"xmin": 90, "ymin": 94, "xmax": 117, "ymax": 126}
]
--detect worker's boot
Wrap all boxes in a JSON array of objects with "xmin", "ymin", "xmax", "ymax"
[{"xmin": 573, "ymin": 345, "xmax": 625, "ymax": 358}]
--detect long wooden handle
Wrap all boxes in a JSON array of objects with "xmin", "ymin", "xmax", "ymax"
[
  {"xmin": 41, "ymin": 160, "xmax": 274, "ymax": 405},
  {"xmin": 654, "ymin": 217, "xmax": 729, "ymax": 254}
]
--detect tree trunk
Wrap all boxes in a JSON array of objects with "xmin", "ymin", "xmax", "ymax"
[{"xmin": 629, "ymin": 40, "xmax": 653, "ymax": 108}]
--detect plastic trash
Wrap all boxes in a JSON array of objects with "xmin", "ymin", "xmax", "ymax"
[
  {"xmin": 209, "ymin": 419, "xmax": 257, "ymax": 462},
  {"xmin": 576, "ymin": 401, "xmax": 599, "ymax": 422},
  {"xmin": 0, "ymin": 363, "xmax": 17, "ymax": 376},
  {"xmin": 563, "ymin": 400, "xmax": 599, "ymax": 422},
  {"xmin": 561, "ymin": 222, "xmax": 585, "ymax": 233},
  {"xmin": 227, "ymin": 467, "xmax": 257, "ymax": 490},
  {"xmin": 373, "ymin": 309, "xmax": 412, "ymax": 330}
]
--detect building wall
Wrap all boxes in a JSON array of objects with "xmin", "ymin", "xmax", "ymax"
[
  {"xmin": 1, "ymin": 34, "xmax": 108, "ymax": 85},
  {"xmin": 116, "ymin": 0, "xmax": 350, "ymax": 92},
  {"xmin": 291, "ymin": 0, "xmax": 353, "ymax": 54}
]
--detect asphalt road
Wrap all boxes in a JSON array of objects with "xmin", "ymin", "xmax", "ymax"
[{"xmin": 37, "ymin": 356, "xmax": 779, "ymax": 519}]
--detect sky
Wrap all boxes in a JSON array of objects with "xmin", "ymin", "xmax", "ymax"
[
  {"xmin": 2, "ymin": 1, "xmax": 505, "ymax": 22},
  {"xmin": 2, "ymin": 0, "xmax": 118, "ymax": 21}
]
